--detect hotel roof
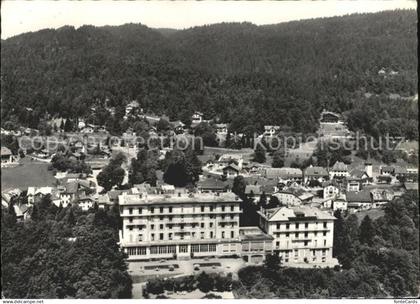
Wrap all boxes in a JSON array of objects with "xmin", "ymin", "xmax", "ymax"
[
  {"xmin": 260, "ymin": 206, "xmax": 335, "ymax": 222},
  {"xmin": 119, "ymin": 192, "xmax": 240, "ymax": 206}
]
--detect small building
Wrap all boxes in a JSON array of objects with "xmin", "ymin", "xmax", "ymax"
[
  {"xmin": 27, "ymin": 187, "xmax": 54, "ymax": 205},
  {"xmin": 323, "ymin": 183, "xmax": 340, "ymax": 199},
  {"xmin": 272, "ymin": 188, "xmax": 313, "ymax": 207},
  {"xmin": 245, "ymin": 184, "xmax": 263, "ymax": 203},
  {"xmin": 215, "ymin": 123, "xmax": 228, "ymax": 134},
  {"xmin": 346, "ymin": 177, "xmax": 362, "ymax": 192},
  {"xmin": 380, "ymin": 166, "xmax": 395, "ymax": 176},
  {"xmin": 222, "ymin": 164, "xmax": 240, "ymax": 178},
  {"xmin": 97, "ymin": 193, "xmax": 112, "ymax": 209},
  {"xmin": 304, "ymin": 166, "xmax": 329, "ymax": 184},
  {"xmin": 346, "ymin": 190, "xmax": 373, "ymax": 212},
  {"xmin": 329, "ymin": 161, "xmax": 349, "ymax": 179},
  {"xmin": 265, "ymin": 168, "xmax": 303, "ymax": 183},
  {"xmin": 1, "ymin": 147, "xmax": 18, "ymax": 167},
  {"xmin": 371, "ymin": 189, "xmax": 394, "ymax": 208},
  {"xmin": 239, "ymin": 226, "xmax": 274, "ymax": 264},
  {"xmin": 192, "ymin": 111, "xmax": 203, "ymax": 124},
  {"xmin": 263, "ymin": 125, "xmax": 280, "ymax": 137},
  {"xmin": 171, "ymin": 120, "xmax": 186, "ymax": 134},
  {"xmin": 197, "ymin": 178, "xmax": 231, "ymax": 193}
]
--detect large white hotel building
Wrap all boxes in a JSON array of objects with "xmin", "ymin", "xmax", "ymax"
[
  {"xmin": 118, "ymin": 190, "xmax": 242, "ymax": 260},
  {"xmin": 258, "ymin": 206, "xmax": 338, "ymax": 267}
]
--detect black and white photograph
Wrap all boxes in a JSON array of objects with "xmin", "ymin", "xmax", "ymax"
[{"xmin": 0, "ymin": 0, "xmax": 418, "ymax": 301}]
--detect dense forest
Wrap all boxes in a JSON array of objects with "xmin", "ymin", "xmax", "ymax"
[
  {"xmin": 235, "ymin": 191, "xmax": 419, "ymax": 298},
  {"xmin": 1, "ymin": 10, "xmax": 417, "ymax": 137},
  {"xmin": 1, "ymin": 196, "xmax": 132, "ymax": 298}
]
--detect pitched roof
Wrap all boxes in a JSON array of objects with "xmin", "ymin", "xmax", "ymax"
[
  {"xmin": 331, "ymin": 161, "xmax": 348, "ymax": 171},
  {"xmin": 381, "ymin": 166, "xmax": 394, "ymax": 172},
  {"xmin": 346, "ymin": 190, "xmax": 372, "ymax": 203},
  {"xmin": 245, "ymin": 185, "xmax": 262, "ymax": 195},
  {"xmin": 304, "ymin": 166, "xmax": 328, "ymax": 177},
  {"xmin": 1, "ymin": 146, "xmax": 12, "ymax": 156},
  {"xmin": 265, "ymin": 206, "xmax": 335, "ymax": 222},
  {"xmin": 265, "ymin": 167, "xmax": 302, "ymax": 179},
  {"xmin": 64, "ymin": 181, "xmax": 79, "ymax": 194},
  {"xmin": 404, "ymin": 182, "xmax": 419, "ymax": 191},
  {"xmin": 223, "ymin": 164, "xmax": 239, "ymax": 172},
  {"xmin": 394, "ymin": 166, "xmax": 408, "ymax": 174}
]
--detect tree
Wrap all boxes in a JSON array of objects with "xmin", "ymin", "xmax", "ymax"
[
  {"xmin": 97, "ymin": 155, "xmax": 126, "ymax": 191},
  {"xmin": 254, "ymin": 144, "xmax": 266, "ymax": 163},
  {"xmin": 359, "ymin": 215, "xmax": 376, "ymax": 246},
  {"xmin": 64, "ymin": 119, "xmax": 74, "ymax": 132},
  {"xmin": 258, "ymin": 192, "xmax": 267, "ymax": 207},
  {"xmin": 264, "ymin": 253, "xmax": 281, "ymax": 272},
  {"xmin": 232, "ymin": 175, "xmax": 247, "ymax": 198},
  {"xmin": 272, "ymin": 149, "xmax": 285, "ymax": 168},
  {"xmin": 163, "ymin": 149, "xmax": 201, "ymax": 187},
  {"xmin": 197, "ymin": 272, "xmax": 213, "ymax": 293}
]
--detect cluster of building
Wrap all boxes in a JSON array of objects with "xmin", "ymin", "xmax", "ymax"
[{"xmin": 117, "ymin": 184, "xmax": 338, "ymax": 267}]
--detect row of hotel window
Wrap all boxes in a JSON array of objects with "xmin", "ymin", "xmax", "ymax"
[
  {"xmin": 282, "ymin": 249, "xmax": 329, "ymax": 263},
  {"xmin": 274, "ymin": 231, "xmax": 328, "ymax": 238},
  {"xmin": 127, "ymin": 205, "xmax": 237, "ymax": 214},
  {"xmin": 275, "ymin": 222, "xmax": 328, "ymax": 230},
  {"xmin": 127, "ymin": 214, "xmax": 237, "ymax": 222},
  {"xmin": 127, "ymin": 222, "xmax": 235, "ymax": 230},
  {"xmin": 131, "ymin": 230, "xmax": 236, "ymax": 241},
  {"xmin": 126, "ymin": 244, "xmax": 218, "ymax": 255},
  {"xmin": 275, "ymin": 239, "xmax": 328, "ymax": 247}
]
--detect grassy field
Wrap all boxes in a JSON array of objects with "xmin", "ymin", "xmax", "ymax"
[{"xmin": 1, "ymin": 157, "xmax": 56, "ymax": 191}]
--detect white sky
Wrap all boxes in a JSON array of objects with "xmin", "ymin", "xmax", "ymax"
[{"xmin": 1, "ymin": 0, "xmax": 417, "ymax": 39}]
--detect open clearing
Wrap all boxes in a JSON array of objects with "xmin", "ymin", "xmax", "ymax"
[{"xmin": 1, "ymin": 158, "xmax": 56, "ymax": 191}]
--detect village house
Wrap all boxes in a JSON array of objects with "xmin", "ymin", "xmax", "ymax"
[
  {"xmin": 346, "ymin": 190, "xmax": 373, "ymax": 212},
  {"xmin": 245, "ymin": 184, "xmax": 263, "ymax": 203},
  {"xmin": 27, "ymin": 187, "xmax": 54, "ymax": 205},
  {"xmin": 265, "ymin": 167, "xmax": 303, "ymax": 184},
  {"xmin": 329, "ymin": 161, "xmax": 350, "ymax": 179},
  {"xmin": 258, "ymin": 206, "xmax": 338, "ymax": 267},
  {"xmin": 191, "ymin": 111, "xmax": 204, "ymax": 124},
  {"xmin": 215, "ymin": 123, "xmax": 228, "ymax": 134},
  {"xmin": 322, "ymin": 182, "xmax": 340, "ymax": 199},
  {"xmin": 263, "ymin": 125, "xmax": 280, "ymax": 137},
  {"xmin": 222, "ymin": 163, "xmax": 240, "ymax": 178},
  {"xmin": 303, "ymin": 166, "xmax": 329, "ymax": 184},
  {"xmin": 1, "ymin": 147, "xmax": 19, "ymax": 167},
  {"xmin": 125, "ymin": 100, "xmax": 141, "ymax": 117},
  {"xmin": 380, "ymin": 166, "xmax": 395, "ymax": 176},
  {"xmin": 331, "ymin": 194, "xmax": 347, "ymax": 211},
  {"xmin": 97, "ymin": 193, "xmax": 112, "ymax": 209},
  {"xmin": 197, "ymin": 178, "xmax": 231, "ymax": 193},
  {"xmin": 371, "ymin": 189, "xmax": 394, "ymax": 209},
  {"xmin": 170, "ymin": 120, "xmax": 186, "ymax": 134},
  {"xmin": 272, "ymin": 188, "xmax": 313, "ymax": 207}
]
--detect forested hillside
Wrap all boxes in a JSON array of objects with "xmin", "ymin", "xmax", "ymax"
[{"xmin": 1, "ymin": 10, "xmax": 417, "ymax": 136}]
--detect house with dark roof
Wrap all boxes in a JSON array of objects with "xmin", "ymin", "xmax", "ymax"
[
  {"xmin": 265, "ymin": 167, "xmax": 303, "ymax": 183},
  {"xmin": 346, "ymin": 190, "xmax": 373, "ymax": 211},
  {"xmin": 223, "ymin": 164, "xmax": 240, "ymax": 178},
  {"xmin": 380, "ymin": 166, "xmax": 395, "ymax": 176},
  {"xmin": 303, "ymin": 166, "xmax": 329, "ymax": 184},
  {"xmin": 329, "ymin": 161, "xmax": 349, "ymax": 179},
  {"xmin": 1, "ymin": 146, "xmax": 18, "ymax": 167},
  {"xmin": 197, "ymin": 178, "xmax": 231, "ymax": 193}
]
